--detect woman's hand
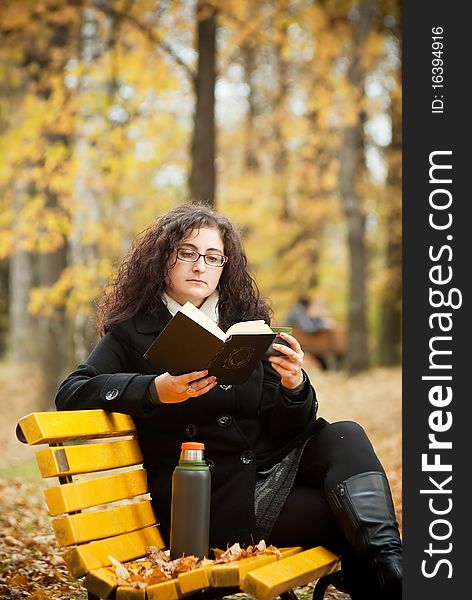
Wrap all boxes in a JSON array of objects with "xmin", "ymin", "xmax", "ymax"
[
  {"xmin": 154, "ymin": 370, "xmax": 218, "ymax": 404},
  {"xmin": 268, "ymin": 332, "xmax": 305, "ymax": 389}
]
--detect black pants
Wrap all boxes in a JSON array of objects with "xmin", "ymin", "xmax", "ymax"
[{"xmin": 269, "ymin": 420, "xmax": 385, "ymax": 553}]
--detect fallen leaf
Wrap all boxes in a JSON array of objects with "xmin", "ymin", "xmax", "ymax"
[
  {"xmin": 109, "ymin": 555, "xmax": 130, "ymax": 580},
  {"xmin": 7, "ymin": 574, "xmax": 29, "ymax": 586}
]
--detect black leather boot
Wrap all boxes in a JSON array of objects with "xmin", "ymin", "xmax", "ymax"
[{"xmin": 327, "ymin": 471, "xmax": 402, "ymax": 599}]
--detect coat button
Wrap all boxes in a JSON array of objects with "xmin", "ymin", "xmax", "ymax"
[
  {"xmin": 217, "ymin": 414, "xmax": 232, "ymax": 427},
  {"xmin": 240, "ymin": 450, "xmax": 254, "ymax": 465},
  {"xmin": 105, "ymin": 389, "xmax": 119, "ymax": 401},
  {"xmin": 184, "ymin": 424, "xmax": 198, "ymax": 438},
  {"xmin": 219, "ymin": 384, "xmax": 232, "ymax": 391}
]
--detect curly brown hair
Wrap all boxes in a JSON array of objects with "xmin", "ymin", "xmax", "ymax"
[{"xmin": 97, "ymin": 204, "xmax": 272, "ymax": 334}]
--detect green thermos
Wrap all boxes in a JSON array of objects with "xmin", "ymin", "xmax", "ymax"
[{"xmin": 170, "ymin": 442, "xmax": 211, "ymax": 559}]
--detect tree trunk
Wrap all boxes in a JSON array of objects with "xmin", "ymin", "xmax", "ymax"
[
  {"xmin": 37, "ymin": 243, "xmax": 68, "ymax": 409},
  {"xmin": 32, "ymin": 10, "xmax": 79, "ymax": 407},
  {"xmin": 339, "ymin": 0, "xmax": 378, "ymax": 374},
  {"xmin": 273, "ymin": 30, "xmax": 290, "ymax": 220},
  {"xmin": 378, "ymin": 45, "xmax": 402, "ymax": 365},
  {"xmin": 378, "ymin": 179, "xmax": 402, "ymax": 366},
  {"xmin": 8, "ymin": 179, "xmax": 36, "ymax": 362},
  {"xmin": 241, "ymin": 43, "xmax": 259, "ymax": 171},
  {"xmin": 3, "ymin": 41, "xmax": 37, "ymax": 364},
  {"xmin": 8, "ymin": 249, "xmax": 35, "ymax": 362},
  {"xmin": 189, "ymin": 1, "xmax": 217, "ymax": 207},
  {"xmin": 340, "ymin": 125, "xmax": 369, "ymax": 373},
  {"xmin": 69, "ymin": 5, "xmax": 108, "ymax": 365}
]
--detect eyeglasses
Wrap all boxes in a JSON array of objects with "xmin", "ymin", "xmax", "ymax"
[{"xmin": 176, "ymin": 248, "xmax": 228, "ymax": 267}]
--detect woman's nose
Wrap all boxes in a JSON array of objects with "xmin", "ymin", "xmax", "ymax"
[{"xmin": 193, "ymin": 256, "xmax": 206, "ymax": 271}]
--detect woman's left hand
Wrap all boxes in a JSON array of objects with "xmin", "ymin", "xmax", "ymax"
[{"xmin": 268, "ymin": 332, "xmax": 304, "ymax": 389}]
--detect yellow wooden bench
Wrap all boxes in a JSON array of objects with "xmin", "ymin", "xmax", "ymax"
[{"xmin": 16, "ymin": 409, "xmax": 341, "ymax": 600}]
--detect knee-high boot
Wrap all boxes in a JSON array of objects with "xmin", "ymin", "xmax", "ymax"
[{"xmin": 327, "ymin": 471, "xmax": 402, "ymax": 599}]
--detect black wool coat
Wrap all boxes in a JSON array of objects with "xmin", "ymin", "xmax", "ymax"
[{"xmin": 55, "ymin": 306, "xmax": 323, "ymax": 548}]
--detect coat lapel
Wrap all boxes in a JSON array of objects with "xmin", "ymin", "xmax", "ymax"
[{"xmin": 135, "ymin": 306, "xmax": 173, "ymax": 334}]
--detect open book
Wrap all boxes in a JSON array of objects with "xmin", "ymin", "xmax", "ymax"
[{"xmin": 143, "ymin": 302, "xmax": 276, "ymax": 385}]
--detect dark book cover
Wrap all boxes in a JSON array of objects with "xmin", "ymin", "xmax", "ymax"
[
  {"xmin": 143, "ymin": 310, "xmax": 275, "ymax": 384},
  {"xmin": 207, "ymin": 332, "xmax": 276, "ymax": 384},
  {"xmin": 143, "ymin": 310, "xmax": 224, "ymax": 375}
]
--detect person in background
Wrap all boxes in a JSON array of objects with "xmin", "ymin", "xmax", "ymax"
[
  {"xmin": 285, "ymin": 295, "xmax": 336, "ymax": 333},
  {"xmin": 55, "ymin": 204, "xmax": 401, "ymax": 599}
]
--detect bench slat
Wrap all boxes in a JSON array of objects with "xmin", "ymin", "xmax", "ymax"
[
  {"xmin": 85, "ymin": 567, "xmax": 183, "ymax": 600},
  {"xmin": 35, "ymin": 440, "xmax": 143, "ymax": 477},
  {"xmin": 18, "ymin": 410, "xmax": 136, "ymax": 444},
  {"xmin": 116, "ymin": 586, "xmax": 146, "ymax": 599},
  {"xmin": 45, "ymin": 469, "xmax": 149, "ymax": 515},
  {"xmin": 63, "ymin": 525, "xmax": 166, "ymax": 578},
  {"xmin": 52, "ymin": 500, "xmax": 157, "ymax": 546},
  {"xmin": 176, "ymin": 565, "xmax": 212, "ymax": 594},
  {"xmin": 146, "ymin": 579, "xmax": 180, "ymax": 600},
  {"xmin": 84, "ymin": 561, "xmax": 157, "ymax": 600},
  {"xmin": 86, "ymin": 567, "xmax": 183, "ymax": 600},
  {"xmin": 209, "ymin": 547, "xmax": 302, "ymax": 588},
  {"xmin": 241, "ymin": 547, "xmax": 340, "ymax": 600},
  {"xmin": 84, "ymin": 567, "xmax": 118, "ymax": 599}
]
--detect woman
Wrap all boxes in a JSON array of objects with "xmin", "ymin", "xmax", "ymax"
[{"xmin": 55, "ymin": 204, "xmax": 401, "ymax": 599}]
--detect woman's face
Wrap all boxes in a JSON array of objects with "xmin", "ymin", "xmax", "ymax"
[{"xmin": 165, "ymin": 227, "xmax": 226, "ymax": 307}]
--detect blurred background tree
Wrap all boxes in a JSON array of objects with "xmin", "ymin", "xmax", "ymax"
[{"xmin": 0, "ymin": 0, "xmax": 401, "ymax": 405}]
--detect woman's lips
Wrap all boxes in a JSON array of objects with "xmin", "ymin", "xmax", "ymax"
[{"xmin": 187, "ymin": 279, "xmax": 206, "ymax": 284}]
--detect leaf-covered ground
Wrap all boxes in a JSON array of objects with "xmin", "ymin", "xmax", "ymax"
[
  {"xmin": 0, "ymin": 363, "xmax": 401, "ymax": 599},
  {"xmin": 0, "ymin": 478, "xmax": 85, "ymax": 599}
]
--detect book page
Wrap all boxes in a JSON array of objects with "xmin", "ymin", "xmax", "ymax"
[
  {"xmin": 226, "ymin": 320, "xmax": 273, "ymax": 337},
  {"xmin": 179, "ymin": 302, "xmax": 226, "ymax": 341}
]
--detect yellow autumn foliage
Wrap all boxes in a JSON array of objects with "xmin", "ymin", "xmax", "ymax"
[
  {"xmin": 0, "ymin": 0, "xmax": 401, "ymax": 358},
  {"xmin": 29, "ymin": 260, "xmax": 112, "ymax": 318}
]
